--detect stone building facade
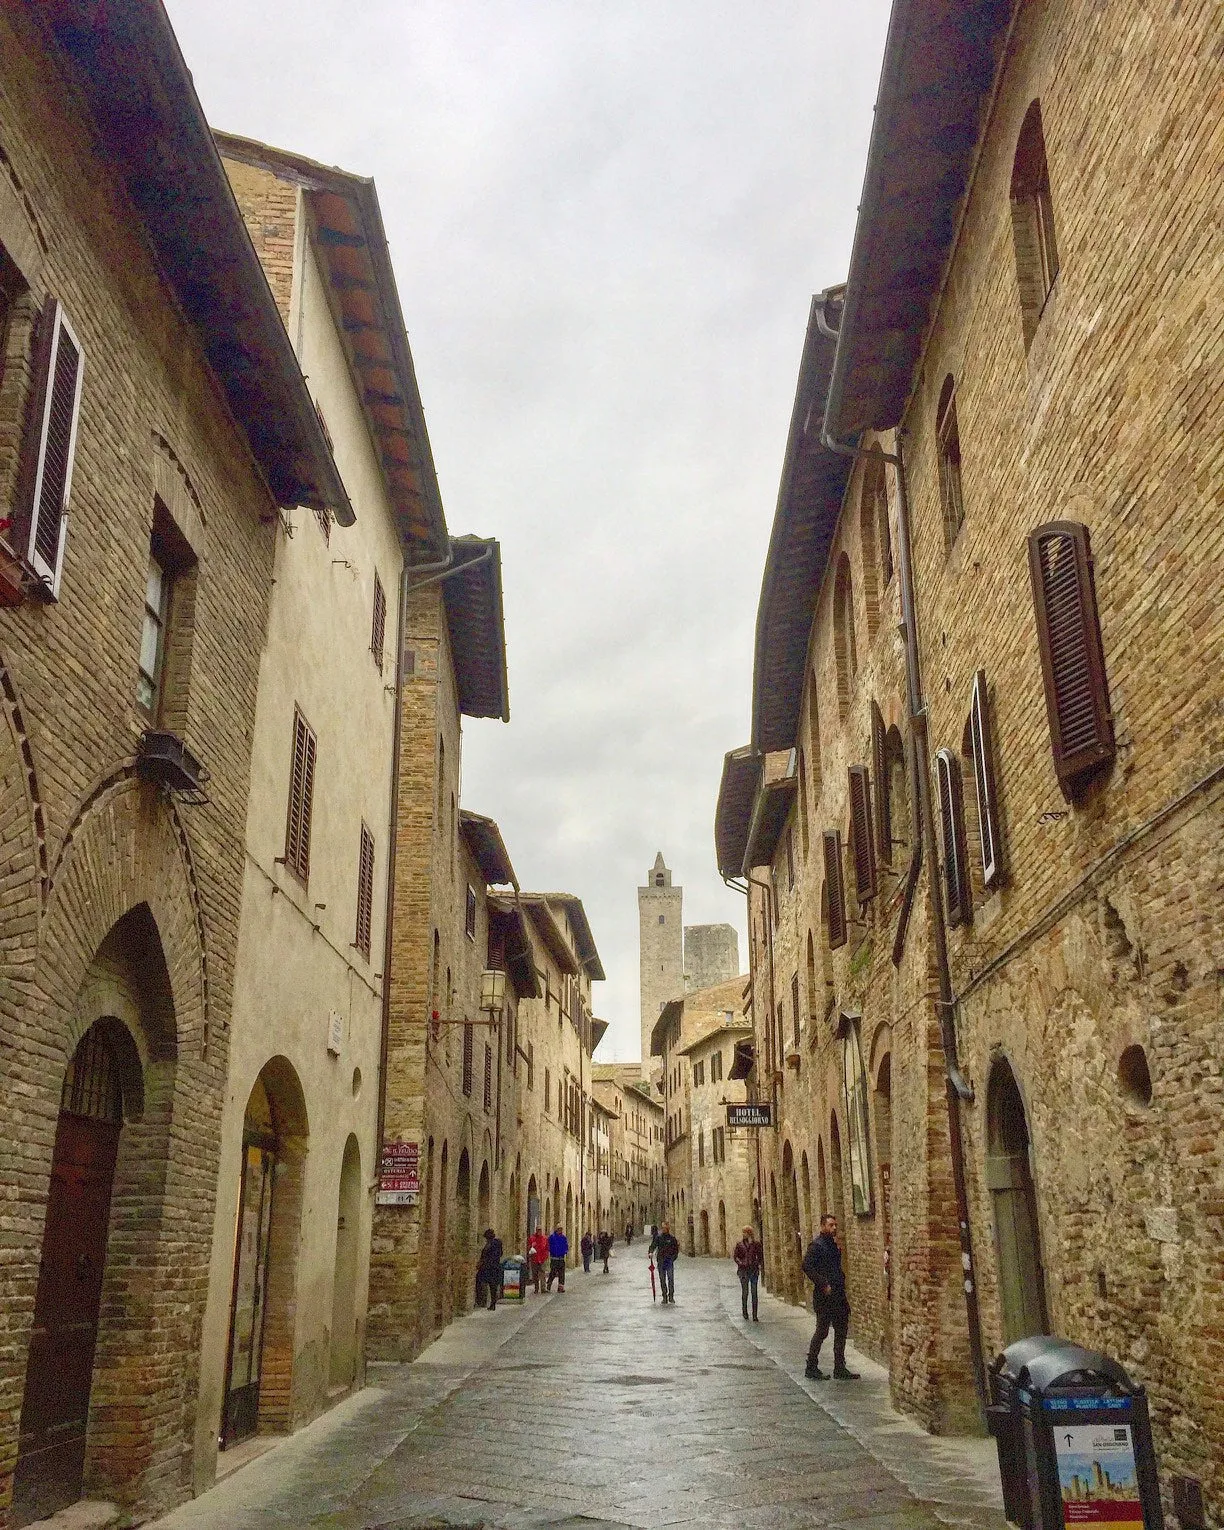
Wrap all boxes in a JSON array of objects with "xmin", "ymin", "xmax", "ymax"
[
  {"xmin": 186, "ymin": 137, "xmax": 450, "ymax": 1489},
  {"xmin": 591, "ymin": 1066, "xmax": 665, "ymax": 1235},
  {"xmin": 652, "ymin": 977, "xmax": 753, "ymax": 1258},
  {"xmin": 718, "ymin": 0, "xmax": 1224, "ymax": 1518},
  {"xmin": 0, "ymin": 4, "xmax": 344, "ymax": 1524},
  {"xmin": 683, "ymin": 923, "xmax": 740, "ymax": 994}
]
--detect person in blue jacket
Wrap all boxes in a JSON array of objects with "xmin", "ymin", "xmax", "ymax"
[{"xmin": 546, "ymin": 1224, "xmax": 569, "ymax": 1291}]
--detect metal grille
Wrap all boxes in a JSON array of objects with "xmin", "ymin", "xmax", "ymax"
[{"xmin": 62, "ymin": 1024, "xmax": 122, "ymax": 1123}]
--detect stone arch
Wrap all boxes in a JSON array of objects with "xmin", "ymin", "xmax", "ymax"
[
  {"xmin": 0, "ymin": 655, "xmax": 48, "ymax": 909},
  {"xmin": 526, "ymin": 1172, "xmax": 539, "ymax": 1242},
  {"xmin": 718, "ymin": 1200, "xmax": 727, "ymax": 1258},
  {"xmin": 453, "ymin": 1149, "xmax": 473, "ymax": 1315},
  {"xmin": 565, "ymin": 1183, "xmax": 574, "ymax": 1250},
  {"xmin": 40, "ymin": 778, "xmax": 208, "ymax": 1060},
  {"xmin": 780, "ymin": 1141, "xmax": 802, "ymax": 1302},
  {"xmin": 800, "ymin": 1151, "xmax": 813, "ymax": 1247},
  {"xmin": 434, "ymin": 1141, "xmax": 450, "ymax": 1329},
  {"xmin": 816, "ymin": 1137, "xmax": 829, "ymax": 1218},
  {"xmin": 13, "ymin": 898, "xmax": 199, "ymax": 1520},
  {"xmin": 767, "ymin": 1172, "xmax": 780, "ymax": 1292},
  {"xmin": 829, "ymin": 1111, "xmax": 846, "ymax": 1234},
  {"xmin": 329, "ymin": 1134, "xmax": 362, "ymax": 1389},
  {"xmin": 477, "ymin": 1159, "xmax": 491, "ymax": 1237},
  {"xmin": 222, "ymin": 1057, "xmax": 309, "ymax": 1444},
  {"xmin": 699, "ymin": 1208, "xmax": 710, "ymax": 1255}
]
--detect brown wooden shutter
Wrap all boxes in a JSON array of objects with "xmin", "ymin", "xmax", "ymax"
[
  {"xmin": 935, "ymin": 747, "xmax": 971, "ymax": 925},
  {"xmin": 968, "ymin": 670, "xmax": 1003, "ymax": 889},
  {"xmin": 462, "ymin": 1021, "xmax": 474, "ymax": 1096},
  {"xmin": 371, "ymin": 572, "xmax": 387, "ymax": 672},
  {"xmin": 1028, "ymin": 521, "xmax": 1114, "ymax": 796},
  {"xmin": 17, "ymin": 297, "xmax": 84, "ymax": 596},
  {"xmin": 870, "ymin": 701, "xmax": 891, "ymax": 865},
  {"xmin": 483, "ymin": 1043, "xmax": 493, "ymax": 1111},
  {"xmin": 847, "ymin": 764, "xmax": 878, "ymax": 901},
  {"xmin": 355, "ymin": 823, "xmax": 375, "ymax": 960},
  {"xmin": 822, "ymin": 829, "xmax": 847, "ymax": 949},
  {"xmin": 285, "ymin": 708, "xmax": 317, "ymax": 882}
]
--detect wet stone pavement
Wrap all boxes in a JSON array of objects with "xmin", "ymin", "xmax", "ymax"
[{"xmin": 151, "ymin": 1244, "xmax": 1009, "ymax": 1530}]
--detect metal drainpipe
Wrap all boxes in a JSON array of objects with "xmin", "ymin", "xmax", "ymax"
[
  {"xmin": 811, "ymin": 309, "xmax": 988, "ymax": 1410},
  {"xmin": 745, "ymin": 867, "xmax": 779, "ymax": 1287},
  {"xmin": 374, "ymin": 561, "xmax": 409, "ymax": 1167}
]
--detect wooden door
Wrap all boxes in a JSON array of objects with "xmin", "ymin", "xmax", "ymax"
[
  {"xmin": 987, "ymin": 1150, "xmax": 1048, "ymax": 1345},
  {"xmin": 222, "ymin": 1144, "xmax": 275, "ymax": 1445},
  {"xmin": 13, "ymin": 1112, "xmax": 120, "ymax": 1526}
]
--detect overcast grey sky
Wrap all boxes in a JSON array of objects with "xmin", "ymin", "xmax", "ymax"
[{"xmin": 166, "ymin": 0, "xmax": 891, "ymax": 1062}]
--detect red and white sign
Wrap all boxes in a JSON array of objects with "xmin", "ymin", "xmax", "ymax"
[{"xmin": 376, "ymin": 1140, "xmax": 420, "ymax": 1206}]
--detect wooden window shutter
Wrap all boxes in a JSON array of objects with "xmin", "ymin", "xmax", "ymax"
[
  {"xmin": 968, "ymin": 670, "xmax": 1003, "ymax": 889},
  {"xmin": 285, "ymin": 708, "xmax": 317, "ymax": 882},
  {"xmin": 355, "ymin": 823, "xmax": 375, "ymax": 960},
  {"xmin": 935, "ymin": 747, "xmax": 971, "ymax": 926},
  {"xmin": 17, "ymin": 297, "xmax": 84, "ymax": 597},
  {"xmin": 870, "ymin": 701, "xmax": 891, "ymax": 865},
  {"xmin": 847, "ymin": 764, "xmax": 878, "ymax": 901},
  {"xmin": 483, "ymin": 1042, "xmax": 492, "ymax": 1111},
  {"xmin": 371, "ymin": 572, "xmax": 387, "ymax": 672},
  {"xmin": 462, "ymin": 1021, "xmax": 474, "ymax": 1096},
  {"xmin": 1028, "ymin": 521, "xmax": 1114, "ymax": 796},
  {"xmin": 822, "ymin": 829, "xmax": 847, "ymax": 949}
]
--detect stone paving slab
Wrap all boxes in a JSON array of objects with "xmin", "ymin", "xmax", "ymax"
[{"xmin": 150, "ymin": 1247, "xmax": 1008, "ymax": 1530}]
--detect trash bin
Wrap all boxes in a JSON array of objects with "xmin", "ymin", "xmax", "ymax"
[
  {"xmin": 988, "ymin": 1337, "xmax": 1163, "ymax": 1530},
  {"xmin": 500, "ymin": 1254, "xmax": 526, "ymax": 1303}
]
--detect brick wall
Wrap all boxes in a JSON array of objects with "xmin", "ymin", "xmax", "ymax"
[{"xmin": 0, "ymin": 10, "xmax": 278, "ymax": 1523}]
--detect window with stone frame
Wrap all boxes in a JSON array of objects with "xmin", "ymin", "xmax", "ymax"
[
  {"xmin": 137, "ymin": 498, "xmax": 197, "ymax": 728},
  {"xmin": 936, "ymin": 375, "xmax": 966, "ymax": 550},
  {"xmin": 1011, "ymin": 100, "xmax": 1060, "ymax": 348}
]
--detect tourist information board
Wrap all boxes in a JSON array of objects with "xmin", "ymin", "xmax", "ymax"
[{"xmin": 376, "ymin": 1140, "xmax": 420, "ymax": 1206}]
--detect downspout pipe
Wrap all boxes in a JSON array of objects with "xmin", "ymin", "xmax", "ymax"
[
  {"xmin": 375, "ymin": 560, "xmax": 409, "ymax": 1166},
  {"xmin": 814, "ymin": 296, "xmax": 988, "ymax": 1418},
  {"xmin": 405, "ymin": 543, "xmax": 494, "ymax": 595}
]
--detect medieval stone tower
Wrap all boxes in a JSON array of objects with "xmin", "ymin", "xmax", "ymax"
[{"xmin": 638, "ymin": 852, "xmax": 683, "ymax": 1069}]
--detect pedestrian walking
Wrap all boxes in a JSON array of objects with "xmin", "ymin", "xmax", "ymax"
[
  {"xmin": 802, "ymin": 1214, "xmax": 859, "ymax": 1380},
  {"xmin": 581, "ymin": 1230, "xmax": 594, "ymax": 1273},
  {"xmin": 475, "ymin": 1228, "xmax": 503, "ymax": 1311},
  {"xmin": 733, "ymin": 1224, "xmax": 762, "ymax": 1321},
  {"xmin": 649, "ymin": 1221, "xmax": 680, "ymax": 1303},
  {"xmin": 598, "ymin": 1228, "xmax": 614, "ymax": 1273},
  {"xmin": 546, "ymin": 1224, "xmax": 569, "ymax": 1291},
  {"xmin": 625, "ymin": 1220, "xmax": 633, "ymax": 1246},
  {"xmin": 528, "ymin": 1225, "xmax": 548, "ymax": 1294}
]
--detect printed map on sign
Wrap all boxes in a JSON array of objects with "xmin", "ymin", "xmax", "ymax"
[{"xmin": 1055, "ymin": 1424, "xmax": 1142, "ymax": 1526}]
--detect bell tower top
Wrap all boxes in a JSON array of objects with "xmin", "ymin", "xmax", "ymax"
[{"xmin": 649, "ymin": 852, "xmax": 672, "ymax": 888}]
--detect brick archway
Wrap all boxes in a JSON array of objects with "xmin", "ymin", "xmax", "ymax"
[{"xmin": 1, "ymin": 777, "xmax": 212, "ymax": 1522}]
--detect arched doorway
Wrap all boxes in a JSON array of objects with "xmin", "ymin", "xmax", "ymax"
[
  {"xmin": 800, "ymin": 1152, "xmax": 813, "ymax": 1248},
  {"xmin": 829, "ymin": 1113, "xmax": 846, "ymax": 1239},
  {"xmin": 477, "ymin": 1159, "xmax": 491, "ymax": 1236},
  {"xmin": 700, "ymin": 1208, "xmax": 710, "ymax": 1254},
  {"xmin": 434, "ymin": 1142, "xmax": 449, "ymax": 1329},
  {"xmin": 987, "ymin": 1059, "xmax": 1048, "ymax": 1345},
  {"xmin": 527, "ymin": 1173, "xmax": 539, "ymax": 1244},
  {"xmin": 564, "ymin": 1184, "xmax": 574, "ymax": 1251},
  {"xmin": 874, "ymin": 1054, "xmax": 893, "ymax": 1335},
  {"xmin": 767, "ymin": 1173, "xmax": 780, "ymax": 1290},
  {"xmin": 329, "ymin": 1134, "xmax": 362, "ymax": 1389},
  {"xmin": 453, "ymin": 1150, "xmax": 472, "ymax": 1314},
  {"xmin": 223, "ymin": 1056, "xmax": 308, "ymax": 1445},
  {"xmin": 15, "ymin": 1021, "xmax": 134, "ymax": 1523},
  {"xmin": 718, "ymin": 1201, "xmax": 727, "ymax": 1257},
  {"xmin": 781, "ymin": 1141, "xmax": 803, "ymax": 1302}
]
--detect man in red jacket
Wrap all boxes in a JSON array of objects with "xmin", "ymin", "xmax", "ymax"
[{"xmin": 733, "ymin": 1224, "xmax": 763, "ymax": 1321}]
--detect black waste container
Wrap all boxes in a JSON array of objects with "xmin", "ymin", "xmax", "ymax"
[{"xmin": 989, "ymin": 1337, "xmax": 1162, "ymax": 1530}]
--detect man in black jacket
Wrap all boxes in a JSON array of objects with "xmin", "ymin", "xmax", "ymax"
[
  {"xmin": 649, "ymin": 1222, "xmax": 680, "ymax": 1303},
  {"xmin": 476, "ymin": 1228, "xmax": 504, "ymax": 1311},
  {"xmin": 802, "ymin": 1214, "xmax": 859, "ymax": 1380}
]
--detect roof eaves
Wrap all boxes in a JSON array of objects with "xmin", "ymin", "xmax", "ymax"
[
  {"xmin": 442, "ymin": 536, "xmax": 510, "ymax": 722},
  {"xmin": 650, "ymin": 997, "xmax": 685, "ymax": 1058},
  {"xmin": 824, "ymin": 0, "xmax": 1018, "ymax": 439},
  {"xmin": 459, "ymin": 809, "xmax": 518, "ymax": 890},
  {"xmin": 212, "ymin": 132, "xmax": 448, "ymax": 555},
  {"xmin": 519, "ymin": 896, "xmax": 580, "ymax": 978},
  {"xmin": 43, "ymin": 2, "xmax": 351, "ymax": 525},
  {"xmin": 742, "ymin": 765, "xmax": 798, "ymax": 874},
  {"xmin": 751, "ymin": 292, "xmax": 853, "ymax": 754},
  {"xmin": 545, "ymin": 894, "xmax": 605, "ymax": 983},
  {"xmin": 714, "ymin": 745, "xmax": 760, "ymax": 880}
]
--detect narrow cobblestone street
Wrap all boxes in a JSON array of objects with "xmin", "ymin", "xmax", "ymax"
[{"xmin": 150, "ymin": 1246, "xmax": 1007, "ymax": 1530}]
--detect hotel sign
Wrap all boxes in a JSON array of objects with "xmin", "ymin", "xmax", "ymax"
[{"xmin": 727, "ymin": 1103, "xmax": 772, "ymax": 1128}]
